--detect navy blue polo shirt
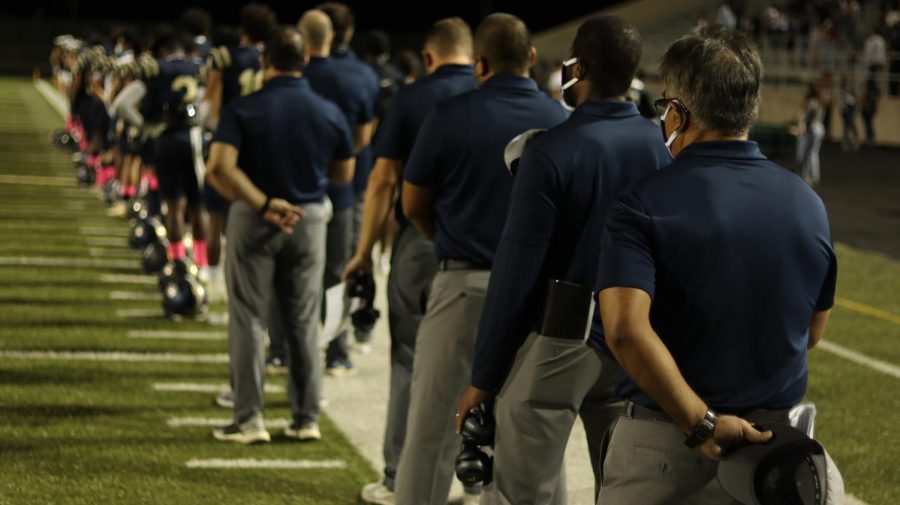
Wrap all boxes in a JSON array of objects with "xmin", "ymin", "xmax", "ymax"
[
  {"xmin": 597, "ymin": 140, "xmax": 837, "ymax": 413},
  {"xmin": 213, "ymin": 76, "xmax": 354, "ymax": 204},
  {"xmin": 372, "ymin": 64, "xmax": 477, "ymax": 224},
  {"xmin": 305, "ymin": 52, "xmax": 379, "ymax": 208},
  {"xmin": 403, "ymin": 75, "xmax": 569, "ymax": 266},
  {"xmin": 471, "ymin": 100, "xmax": 671, "ymax": 391}
]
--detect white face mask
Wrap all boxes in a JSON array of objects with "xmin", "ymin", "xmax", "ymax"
[{"xmin": 660, "ymin": 103, "xmax": 683, "ymax": 157}]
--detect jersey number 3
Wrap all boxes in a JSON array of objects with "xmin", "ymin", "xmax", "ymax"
[{"xmin": 171, "ymin": 76, "xmax": 199, "ymax": 103}]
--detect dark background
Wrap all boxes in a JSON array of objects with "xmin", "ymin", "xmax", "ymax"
[
  {"xmin": 0, "ymin": 1, "xmax": 624, "ymax": 75},
  {"xmin": 2, "ymin": 1, "xmax": 622, "ymax": 32}
]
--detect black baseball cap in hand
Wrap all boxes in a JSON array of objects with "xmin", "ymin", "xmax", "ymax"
[{"xmin": 717, "ymin": 423, "xmax": 845, "ymax": 505}]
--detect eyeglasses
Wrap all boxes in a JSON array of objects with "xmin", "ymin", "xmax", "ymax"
[{"xmin": 653, "ymin": 97, "xmax": 686, "ymax": 117}]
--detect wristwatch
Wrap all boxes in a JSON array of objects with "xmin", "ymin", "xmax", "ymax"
[{"xmin": 684, "ymin": 408, "xmax": 718, "ymax": 448}]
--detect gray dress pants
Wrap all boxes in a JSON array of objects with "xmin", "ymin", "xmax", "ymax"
[
  {"xmin": 483, "ymin": 334, "xmax": 623, "ymax": 505},
  {"xmin": 225, "ymin": 200, "xmax": 326, "ymax": 426},
  {"xmin": 394, "ymin": 268, "xmax": 490, "ymax": 505},
  {"xmin": 597, "ymin": 403, "xmax": 790, "ymax": 505},
  {"xmin": 381, "ymin": 224, "xmax": 438, "ymax": 489}
]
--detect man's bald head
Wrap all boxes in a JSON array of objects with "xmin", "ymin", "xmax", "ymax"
[
  {"xmin": 424, "ymin": 17, "xmax": 473, "ymax": 59},
  {"xmin": 298, "ymin": 9, "xmax": 333, "ymax": 52},
  {"xmin": 474, "ymin": 13, "xmax": 533, "ymax": 76}
]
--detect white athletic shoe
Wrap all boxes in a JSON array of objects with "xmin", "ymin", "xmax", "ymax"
[
  {"xmin": 462, "ymin": 491, "xmax": 481, "ymax": 505},
  {"xmin": 214, "ymin": 390, "xmax": 234, "ymax": 409},
  {"xmin": 106, "ymin": 201, "xmax": 128, "ymax": 218},
  {"xmin": 284, "ymin": 422, "xmax": 321, "ymax": 442},
  {"xmin": 360, "ymin": 482, "xmax": 395, "ymax": 505},
  {"xmin": 212, "ymin": 415, "xmax": 270, "ymax": 445}
]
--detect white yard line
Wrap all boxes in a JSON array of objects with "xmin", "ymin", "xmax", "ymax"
[
  {"xmin": 0, "ymin": 256, "xmax": 137, "ymax": 270},
  {"xmin": 167, "ymin": 417, "xmax": 290, "ymax": 428},
  {"xmin": 84, "ymin": 236, "xmax": 128, "ymax": 247},
  {"xmin": 79, "ymin": 226, "xmax": 129, "ymax": 236},
  {"xmin": 110, "ymin": 291, "xmax": 159, "ymax": 301},
  {"xmin": 818, "ymin": 340, "xmax": 900, "ymax": 380},
  {"xmin": 0, "ymin": 350, "xmax": 228, "ymax": 364},
  {"xmin": 35, "ymin": 79, "xmax": 69, "ymax": 119},
  {"xmin": 0, "ymin": 174, "xmax": 73, "ymax": 187},
  {"xmin": 99, "ymin": 274, "xmax": 156, "ymax": 285},
  {"xmin": 89, "ymin": 248, "xmax": 138, "ymax": 259},
  {"xmin": 115, "ymin": 309, "xmax": 162, "ymax": 318},
  {"xmin": 153, "ymin": 383, "xmax": 284, "ymax": 393},
  {"xmin": 184, "ymin": 458, "xmax": 346, "ymax": 470},
  {"xmin": 128, "ymin": 330, "xmax": 225, "ymax": 341}
]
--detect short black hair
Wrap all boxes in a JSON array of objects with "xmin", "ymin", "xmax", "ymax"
[
  {"xmin": 180, "ymin": 8, "xmax": 212, "ymax": 37},
  {"xmin": 660, "ymin": 25, "xmax": 762, "ymax": 136},
  {"xmin": 212, "ymin": 26, "xmax": 240, "ymax": 47},
  {"xmin": 424, "ymin": 17, "xmax": 473, "ymax": 58},
  {"xmin": 474, "ymin": 13, "xmax": 532, "ymax": 75},
  {"xmin": 393, "ymin": 50, "xmax": 423, "ymax": 78},
  {"xmin": 151, "ymin": 28, "xmax": 183, "ymax": 58},
  {"xmin": 118, "ymin": 28, "xmax": 141, "ymax": 51},
  {"xmin": 357, "ymin": 30, "xmax": 390, "ymax": 59},
  {"xmin": 316, "ymin": 2, "xmax": 355, "ymax": 46},
  {"xmin": 264, "ymin": 27, "xmax": 306, "ymax": 72},
  {"xmin": 240, "ymin": 3, "xmax": 277, "ymax": 44},
  {"xmin": 571, "ymin": 17, "xmax": 642, "ymax": 98}
]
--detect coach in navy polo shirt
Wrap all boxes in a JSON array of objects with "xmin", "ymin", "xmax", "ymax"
[
  {"xmin": 262, "ymin": 9, "xmax": 379, "ymax": 376},
  {"xmin": 454, "ymin": 17, "xmax": 671, "ymax": 505},
  {"xmin": 205, "ymin": 27, "xmax": 355, "ymax": 445},
  {"xmin": 596, "ymin": 26, "xmax": 837, "ymax": 504},
  {"xmin": 338, "ymin": 17, "xmax": 477, "ymax": 504},
  {"xmin": 395, "ymin": 13, "xmax": 568, "ymax": 505}
]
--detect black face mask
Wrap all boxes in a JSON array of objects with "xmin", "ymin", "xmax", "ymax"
[{"xmin": 560, "ymin": 57, "xmax": 579, "ymax": 108}]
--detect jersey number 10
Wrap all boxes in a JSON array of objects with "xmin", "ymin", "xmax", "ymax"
[{"xmin": 238, "ymin": 68, "xmax": 264, "ymax": 97}]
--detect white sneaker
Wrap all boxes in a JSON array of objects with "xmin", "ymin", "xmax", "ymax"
[
  {"xmin": 462, "ymin": 491, "xmax": 481, "ymax": 505},
  {"xmin": 106, "ymin": 201, "xmax": 127, "ymax": 218},
  {"xmin": 284, "ymin": 422, "xmax": 321, "ymax": 442},
  {"xmin": 214, "ymin": 390, "xmax": 234, "ymax": 409},
  {"xmin": 360, "ymin": 482, "xmax": 395, "ymax": 505},
  {"xmin": 212, "ymin": 415, "xmax": 271, "ymax": 445}
]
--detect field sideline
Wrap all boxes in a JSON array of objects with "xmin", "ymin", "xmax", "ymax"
[{"xmin": 0, "ymin": 77, "xmax": 896, "ymax": 504}]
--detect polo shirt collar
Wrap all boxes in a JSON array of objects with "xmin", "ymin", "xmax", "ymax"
[
  {"xmin": 676, "ymin": 140, "xmax": 767, "ymax": 161},
  {"xmin": 433, "ymin": 64, "xmax": 474, "ymax": 77},
  {"xmin": 573, "ymin": 99, "xmax": 639, "ymax": 118},
  {"xmin": 264, "ymin": 75, "xmax": 309, "ymax": 90},
  {"xmin": 482, "ymin": 74, "xmax": 538, "ymax": 92}
]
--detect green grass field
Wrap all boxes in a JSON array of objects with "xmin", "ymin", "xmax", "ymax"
[
  {"xmin": 0, "ymin": 77, "xmax": 898, "ymax": 504},
  {"xmin": 0, "ymin": 79, "xmax": 377, "ymax": 504}
]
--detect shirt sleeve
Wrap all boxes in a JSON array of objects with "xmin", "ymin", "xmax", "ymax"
[
  {"xmin": 402, "ymin": 108, "xmax": 444, "ymax": 187},
  {"xmin": 356, "ymin": 72, "xmax": 378, "ymax": 124},
  {"xmin": 471, "ymin": 147, "xmax": 559, "ymax": 390},
  {"xmin": 596, "ymin": 190, "xmax": 657, "ymax": 298},
  {"xmin": 815, "ymin": 242, "xmax": 837, "ymax": 311},
  {"xmin": 372, "ymin": 93, "xmax": 408, "ymax": 160},
  {"xmin": 333, "ymin": 110, "xmax": 355, "ymax": 160},
  {"xmin": 212, "ymin": 102, "xmax": 241, "ymax": 150}
]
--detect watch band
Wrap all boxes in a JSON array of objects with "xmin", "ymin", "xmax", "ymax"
[
  {"xmin": 684, "ymin": 408, "xmax": 718, "ymax": 448},
  {"xmin": 259, "ymin": 196, "xmax": 272, "ymax": 216}
]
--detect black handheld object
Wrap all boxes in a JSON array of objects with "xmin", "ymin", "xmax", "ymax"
[
  {"xmin": 717, "ymin": 423, "xmax": 833, "ymax": 505},
  {"xmin": 346, "ymin": 271, "xmax": 381, "ymax": 332},
  {"xmin": 540, "ymin": 279, "xmax": 593, "ymax": 341},
  {"xmin": 455, "ymin": 401, "xmax": 495, "ymax": 486}
]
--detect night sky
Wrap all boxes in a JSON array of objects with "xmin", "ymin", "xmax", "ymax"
[{"xmin": 1, "ymin": 0, "xmax": 624, "ymax": 34}]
